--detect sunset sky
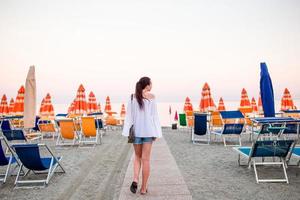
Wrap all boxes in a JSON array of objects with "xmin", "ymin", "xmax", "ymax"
[{"xmin": 0, "ymin": 0, "xmax": 299, "ymax": 104}]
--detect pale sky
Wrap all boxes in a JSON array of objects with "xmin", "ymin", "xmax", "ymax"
[{"xmin": 0, "ymin": 0, "xmax": 299, "ymax": 104}]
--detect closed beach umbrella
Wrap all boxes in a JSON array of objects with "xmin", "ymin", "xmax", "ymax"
[
  {"xmin": 97, "ymin": 103, "xmax": 102, "ymax": 113},
  {"xmin": 68, "ymin": 100, "xmax": 75, "ymax": 115},
  {"xmin": 105, "ymin": 96, "xmax": 112, "ymax": 113},
  {"xmin": 174, "ymin": 110, "xmax": 178, "ymax": 121},
  {"xmin": 217, "ymin": 97, "xmax": 226, "ymax": 111},
  {"xmin": 74, "ymin": 84, "xmax": 87, "ymax": 115},
  {"xmin": 240, "ymin": 88, "xmax": 251, "ymax": 108},
  {"xmin": 184, "ymin": 97, "xmax": 193, "ymax": 112},
  {"xmin": 87, "ymin": 91, "xmax": 98, "ymax": 114},
  {"xmin": 9, "ymin": 98, "xmax": 15, "ymax": 115},
  {"xmin": 24, "ymin": 66, "xmax": 36, "ymax": 128},
  {"xmin": 0, "ymin": 95, "xmax": 9, "ymax": 116},
  {"xmin": 258, "ymin": 95, "xmax": 263, "ymax": 113},
  {"xmin": 199, "ymin": 82, "xmax": 216, "ymax": 112},
  {"xmin": 39, "ymin": 98, "xmax": 45, "ymax": 116},
  {"xmin": 260, "ymin": 63, "xmax": 275, "ymax": 117},
  {"xmin": 251, "ymin": 97, "xmax": 258, "ymax": 112},
  {"xmin": 281, "ymin": 88, "xmax": 295, "ymax": 111},
  {"xmin": 120, "ymin": 104, "xmax": 126, "ymax": 118},
  {"xmin": 14, "ymin": 85, "xmax": 25, "ymax": 116},
  {"xmin": 43, "ymin": 93, "xmax": 55, "ymax": 118}
]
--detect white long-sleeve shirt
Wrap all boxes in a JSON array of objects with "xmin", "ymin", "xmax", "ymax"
[{"xmin": 122, "ymin": 96, "xmax": 162, "ymax": 138}]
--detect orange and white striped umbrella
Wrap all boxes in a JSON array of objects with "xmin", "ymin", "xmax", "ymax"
[
  {"xmin": 14, "ymin": 85, "xmax": 25, "ymax": 116},
  {"xmin": 258, "ymin": 95, "xmax": 263, "ymax": 113},
  {"xmin": 120, "ymin": 104, "xmax": 126, "ymax": 118},
  {"xmin": 68, "ymin": 99, "xmax": 76, "ymax": 115},
  {"xmin": 217, "ymin": 97, "xmax": 226, "ymax": 111},
  {"xmin": 41, "ymin": 93, "xmax": 55, "ymax": 118},
  {"xmin": 184, "ymin": 97, "xmax": 193, "ymax": 112},
  {"xmin": 199, "ymin": 82, "xmax": 216, "ymax": 112},
  {"xmin": 97, "ymin": 103, "xmax": 102, "ymax": 113},
  {"xmin": 281, "ymin": 88, "xmax": 295, "ymax": 111},
  {"xmin": 39, "ymin": 98, "xmax": 45, "ymax": 116},
  {"xmin": 240, "ymin": 88, "xmax": 251, "ymax": 108},
  {"xmin": 251, "ymin": 97, "xmax": 258, "ymax": 112},
  {"xmin": 105, "ymin": 96, "xmax": 112, "ymax": 113},
  {"xmin": 0, "ymin": 95, "xmax": 9, "ymax": 116},
  {"xmin": 87, "ymin": 91, "xmax": 98, "ymax": 114},
  {"xmin": 74, "ymin": 84, "xmax": 87, "ymax": 115},
  {"xmin": 8, "ymin": 98, "xmax": 15, "ymax": 115}
]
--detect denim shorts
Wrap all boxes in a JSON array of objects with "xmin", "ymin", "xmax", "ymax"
[{"xmin": 133, "ymin": 137, "xmax": 154, "ymax": 144}]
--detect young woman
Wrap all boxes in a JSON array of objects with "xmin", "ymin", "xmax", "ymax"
[{"xmin": 122, "ymin": 76, "xmax": 162, "ymax": 195}]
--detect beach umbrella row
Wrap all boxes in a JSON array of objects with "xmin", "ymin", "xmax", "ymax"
[{"xmin": 67, "ymin": 84, "xmax": 121, "ymax": 116}]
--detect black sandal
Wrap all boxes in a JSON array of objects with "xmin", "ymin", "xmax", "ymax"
[{"xmin": 130, "ymin": 181, "xmax": 138, "ymax": 194}]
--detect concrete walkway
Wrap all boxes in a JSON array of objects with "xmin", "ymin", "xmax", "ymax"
[{"xmin": 119, "ymin": 137, "xmax": 192, "ymax": 200}]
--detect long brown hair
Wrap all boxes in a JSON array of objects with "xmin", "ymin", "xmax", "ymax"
[{"xmin": 135, "ymin": 77, "xmax": 151, "ymax": 109}]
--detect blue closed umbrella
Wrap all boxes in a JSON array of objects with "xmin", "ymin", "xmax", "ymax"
[{"xmin": 260, "ymin": 62, "xmax": 275, "ymax": 117}]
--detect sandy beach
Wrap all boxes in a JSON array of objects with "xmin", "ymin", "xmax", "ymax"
[
  {"xmin": 0, "ymin": 131, "xmax": 132, "ymax": 200},
  {"xmin": 1, "ymin": 129, "xmax": 300, "ymax": 200},
  {"xmin": 164, "ymin": 129, "xmax": 300, "ymax": 200}
]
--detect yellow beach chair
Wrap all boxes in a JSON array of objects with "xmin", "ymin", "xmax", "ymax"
[
  {"xmin": 80, "ymin": 117, "xmax": 101, "ymax": 145},
  {"xmin": 38, "ymin": 119, "xmax": 57, "ymax": 140},
  {"xmin": 56, "ymin": 119, "xmax": 78, "ymax": 146}
]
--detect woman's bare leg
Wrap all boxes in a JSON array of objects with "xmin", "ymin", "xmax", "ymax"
[
  {"xmin": 133, "ymin": 144, "xmax": 142, "ymax": 183},
  {"xmin": 141, "ymin": 142, "xmax": 153, "ymax": 193}
]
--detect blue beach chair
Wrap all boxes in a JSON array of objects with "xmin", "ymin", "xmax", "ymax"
[
  {"xmin": 191, "ymin": 113, "xmax": 210, "ymax": 145},
  {"xmin": 13, "ymin": 144, "xmax": 65, "ymax": 188},
  {"xmin": 233, "ymin": 139, "xmax": 295, "ymax": 183},
  {"xmin": 211, "ymin": 111, "xmax": 245, "ymax": 146},
  {"xmin": 0, "ymin": 136, "xmax": 21, "ymax": 183}
]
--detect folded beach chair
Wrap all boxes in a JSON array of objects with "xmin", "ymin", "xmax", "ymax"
[
  {"xmin": 12, "ymin": 143, "xmax": 65, "ymax": 188},
  {"xmin": 0, "ymin": 136, "xmax": 21, "ymax": 183},
  {"xmin": 56, "ymin": 119, "xmax": 78, "ymax": 146},
  {"xmin": 191, "ymin": 113, "xmax": 210, "ymax": 145},
  {"xmin": 38, "ymin": 119, "xmax": 58, "ymax": 140},
  {"xmin": 233, "ymin": 139, "xmax": 295, "ymax": 183},
  {"xmin": 211, "ymin": 111, "xmax": 245, "ymax": 146},
  {"xmin": 80, "ymin": 116, "xmax": 101, "ymax": 145},
  {"xmin": 179, "ymin": 113, "xmax": 187, "ymax": 128}
]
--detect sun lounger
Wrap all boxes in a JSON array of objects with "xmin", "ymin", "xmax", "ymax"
[
  {"xmin": 12, "ymin": 143, "xmax": 65, "ymax": 188},
  {"xmin": 0, "ymin": 136, "xmax": 21, "ymax": 183},
  {"xmin": 191, "ymin": 113, "xmax": 210, "ymax": 145},
  {"xmin": 211, "ymin": 111, "xmax": 245, "ymax": 146},
  {"xmin": 56, "ymin": 119, "xmax": 78, "ymax": 146},
  {"xmin": 80, "ymin": 116, "xmax": 101, "ymax": 145},
  {"xmin": 233, "ymin": 139, "xmax": 295, "ymax": 183}
]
